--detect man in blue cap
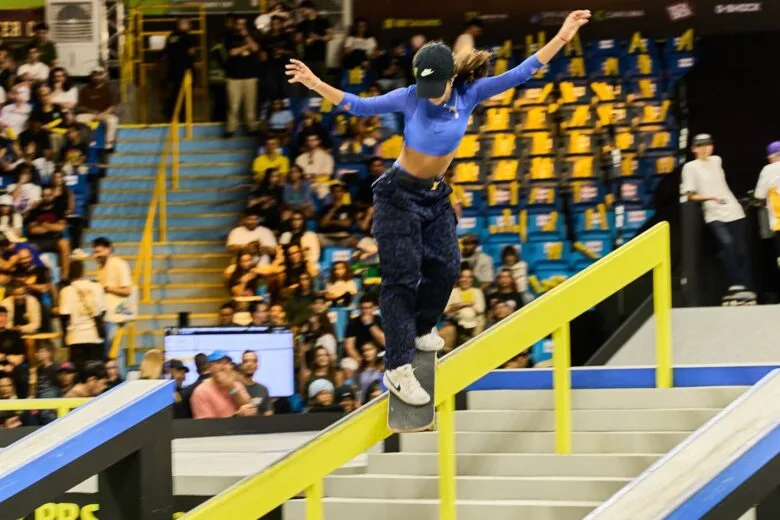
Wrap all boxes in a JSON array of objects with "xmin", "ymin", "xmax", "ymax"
[
  {"xmin": 190, "ymin": 350, "xmax": 258, "ymax": 419},
  {"xmin": 754, "ymin": 141, "xmax": 780, "ymax": 267}
]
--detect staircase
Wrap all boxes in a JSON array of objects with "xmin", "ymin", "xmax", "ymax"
[
  {"xmin": 284, "ymin": 386, "xmax": 747, "ymax": 520},
  {"xmin": 86, "ymin": 124, "xmax": 255, "ymax": 349}
]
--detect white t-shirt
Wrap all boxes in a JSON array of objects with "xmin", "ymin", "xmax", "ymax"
[
  {"xmin": 227, "ymin": 225, "xmax": 277, "ymax": 264},
  {"xmin": 51, "ymin": 87, "xmax": 78, "ymax": 109},
  {"xmin": 97, "ymin": 255, "xmax": 136, "ymax": 323},
  {"xmin": 0, "ymin": 87, "xmax": 5, "ymax": 105},
  {"xmin": 0, "ymin": 104, "xmax": 32, "ymax": 137},
  {"xmin": 447, "ymin": 286, "xmax": 486, "ymax": 329},
  {"xmin": 7, "ymin": 183, "xmax": 42, "ymax": 214},
  {"xmin": 345, "ymin": 36, "xmax": 377, "ymax": 54},
  {"xmin": 60, "ymin": 279, "xmax": 106, "ymax": 345},
  {"xmin": 315, "ymin": 333, "xmax": 338, "ymax": 359},
  {"xmin": 279, "ymin": 230, "xmax": 321, "ymax": 265},
  {"xmin": 17, "ymin": 62, "xmax": 50, "ymax": 82},
  {"xmin": 754, "ymin": 162, "xmax": 780, "ymax": 232},
  {"xmin": 680, "ymin": 156, "xmax": 745, "ymax": 223}
]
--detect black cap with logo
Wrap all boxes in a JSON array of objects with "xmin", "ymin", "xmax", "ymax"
[{"xmin": 413, "ymin": 43, "xmax": 455, "ymax": 99}]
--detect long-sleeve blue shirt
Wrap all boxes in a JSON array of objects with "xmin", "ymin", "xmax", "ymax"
[{"xmin": 337, "ymin": 54, "xmax": 543, "ymax": 157}]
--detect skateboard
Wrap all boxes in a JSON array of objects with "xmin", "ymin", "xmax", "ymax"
[{"xmin": 388, "ymin": 351, "xmax": 436, "ymax": 433}]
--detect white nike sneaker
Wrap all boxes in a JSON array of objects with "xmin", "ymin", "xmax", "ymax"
[
  {"xmin": 415, "ymin": 327, "xmax": 445, "ymax": 352},
  {"xmin": 384, "ymin": 364, "xmax": 431, "ymax": 406}
]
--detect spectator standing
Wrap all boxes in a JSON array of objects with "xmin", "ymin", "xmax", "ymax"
[
  {"xmin": 681, "ymin": 134, "xmax": 753, "ymax": 297},
  {"xmin": 317, "ymin": 182, "xmax": 357, "ymax": 247},
  {"xmin": 753, "ymin": 141, "xmax": 780, "ymax": 265},
  {"xmin": 295, "ymin": 134, "xmax": 334, "ymax": 199},
  {"xmin": 460, "ymin": 233, "xmax": 495, "ymax": 288},
  {"xmin": 325, "ymin": 261, "xmax": 357, "ymax": 307},
  {"xmin": 178, "ymin": 353, "xmax": 210, "ymax": 418},
  {"xmin": 49, "ymin": 67, "xmax": 78, "ymax": 110},
  {"xmin": 29, "ymin": 23, "xmax": 58, "ymax": 66},
  {"xmin": 76, "ymin": 67, "xmax": 118, "ymax": 151},
  {"xmin": 2, "ymin": 281, "xmax": 42, "ymax": 335},
  {"xmin": 166, "ymin": 358, "xmax": 189, "ymax": 418},
  {"xmin": 279, "ymin": 210, "xmax": 320, "ymax": 265},
  {"xmin": 0, "ymin": 306, "xmax": 27, "ymax": 398},
  {"xmin": 191, "ymin": 350, "xmax": 257, "ymax": 419},
  {"xmin": 162, "ymin": 18, "xmax": 197, "ymax": 118},
  {"xmin": 295, "ymin": 1, "xmax": 332, "ymax": 88},
  {"xmin": 343, "ymin": 294, "xmax": 385, "ymax": 361},
  {"xmin": 342, "ymin": 17, "xmax": 377, "ymax": 69},
  {"xmin": 252, "ymin": 136, "xmax": 289, "ymax": 184},
  {"xmin": 240, "ymin": 350, "xmax": 273, "ymax": 416},
  {"xmin": 224, "ymin": 18, "xmax": 260, "ymax": 138},
  {"xmin": 445, "ymin": 268, "xmax": 486, "ymax": 343},
  {"xmin": 59, "ymin": 260, "xmax": 106, "ymax": 368},
  {"xmin": 64, "ymin": 360, "xmax": 108, "ymax": 398},
  {"xmin": 139, "ymin": 348, "xmax": 164, "ymax": 380},
  {"xmin": 24, "ymin": 185, "xmax": 70, "ymax": 279},
  {"xmin": 31, "ymin": 85, "xmax": 66, "ymax": 154},
  {"xmin": 93, "ymin": 237, "xmax": 135, "ymax": 351},
  {"xmin": 262, "ymin": 16, "xmax": 295, "ymax": 101},
  {"xmin": 17, "ymin": 47, "xmax": 50, "ymax": 83},
  {"xmin": 226, "ymin": 213, "xmax": 277, "ymax": 264}
]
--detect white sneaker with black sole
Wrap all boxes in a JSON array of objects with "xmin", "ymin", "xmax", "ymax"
[
  {"xmin": 415, "ymin": 327, "xmax": 445, "ymax": 352},
  {"xmin": 384, "ymin": 363, "xmax": 431, "ymax": 406}
]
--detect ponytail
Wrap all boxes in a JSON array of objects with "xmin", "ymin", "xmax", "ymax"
[{"xmin": 453, "ymin": 49, "xmax": 493, "ymax": 85}]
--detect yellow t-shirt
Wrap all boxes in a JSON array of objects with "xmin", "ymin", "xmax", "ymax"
[{"xmin": 252, "ymin": 154, "xmax": 290, "ymax": 182}]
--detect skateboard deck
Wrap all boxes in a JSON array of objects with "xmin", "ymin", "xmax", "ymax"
[{"xmin": 388, "ymin": 350, "xmax": 436, "ymax": 433}]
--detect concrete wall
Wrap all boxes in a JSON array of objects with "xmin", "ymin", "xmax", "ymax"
[{"xmin": 608, "ymin": 305, "xmax": 780, "ymax": 366}]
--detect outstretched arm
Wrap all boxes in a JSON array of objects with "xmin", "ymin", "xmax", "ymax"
[
  {"xmin": 286, "ymin": 59, "xmax": 409, "ymax": 115},
  {"xmin": 471, "ymin": 10, "xmax": 591, "ymax": 103}
]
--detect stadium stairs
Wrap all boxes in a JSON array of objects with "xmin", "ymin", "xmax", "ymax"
[
  {"xmin": 284, "ymin": 385, "xmax": 747, "ymax": 520},
  {"xmin": 86, "ymin": 124, "xmax": 254, "ymax": 349}
]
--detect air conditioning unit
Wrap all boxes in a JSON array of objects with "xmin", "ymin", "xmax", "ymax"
[{"xmin": 47, "ymin": 0, "xmax": 105, "ymax": 77}]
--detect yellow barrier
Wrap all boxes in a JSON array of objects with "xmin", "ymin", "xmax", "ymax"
[
  {"xmin": 108, "ymin": 73, "xmax": 192, "ymax": 363},
  {"xmin": 0, "ymin": 398, "xmax": 90, "ymax": 418},
  {"xmin": 182, "ymin": 223, "xmax": 672, "ymax": 520}
]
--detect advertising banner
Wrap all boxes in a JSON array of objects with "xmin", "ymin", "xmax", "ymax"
[
  {"xmin": 0, "ymin": 8, "xmax": 44, "ymax": 44},
  {"xmin": 355, "ymin": 0, "xmax": 779, "ymax": 44}
]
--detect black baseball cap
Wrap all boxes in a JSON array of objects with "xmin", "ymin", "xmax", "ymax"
[
  {"xmin": 166, "ymin": 359, "xmax": 190, "ymax": 373},
  {"xmin": 413, "ymin": 43, "xmax": 454, "ymax": 99},
  {"xmin": 693, "ymin": 133, "xmax": 713, "ymax": 146}
]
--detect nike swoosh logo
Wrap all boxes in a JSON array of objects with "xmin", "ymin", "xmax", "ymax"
[{"xmin": 421, "ymin": 68, "xmax": 434, "ymax": 77}]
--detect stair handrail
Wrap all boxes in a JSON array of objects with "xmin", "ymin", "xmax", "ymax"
[
  {"xmin": 108, "ymin": 72, "xmax": 193, "ymax": 364},
  {"xmin": 181, "ymin": 222, "xmax": 673, "ymax": 520}
]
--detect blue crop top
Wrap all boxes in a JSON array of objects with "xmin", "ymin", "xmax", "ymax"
[{"xmin": 337, "ymin": 54, "xmax": 544, "ymax": 156}]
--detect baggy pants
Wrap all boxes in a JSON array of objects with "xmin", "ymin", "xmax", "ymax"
[{"xmin": 372, "ymin": 166, "xmax": 461, "ymax": 369}]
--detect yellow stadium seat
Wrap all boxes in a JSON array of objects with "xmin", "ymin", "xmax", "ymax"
[
  {"xmin": 490, "ymin": 133, "xmax": 516, "ymax": 157},
  {"xmin": 455, "ymin": 134, "xmax": 480, "ymax": 159},
  {"xmin": 616, "ymin": 129, "xmax": 636, "ymax": 151},
  {"xmin": 454, "ymin": 161, "xmax": 481, "ymax": 183},
  {"xmin": 483, "ymin": 107, "xmax": 512, "ymax": 132},
  {"xmin": 515, "ymin": 83, "xmax": 554, "ymax": 107},
  {"xmin": 602, "ymin": 57, "xmax": 620, "ymax": 76},
  {"xmin": 494, "ymin": 58, "xmax": 509, "ymax": 75},
  {"xmin": 484, "ymin": 88, "xmax": 515, "ymax": 107},
  {"xmin": 637, "ymin": 78, "xmax": 657, "ymax": 99},
  {"xmin": 490, "ymin": 159, "xmax": 519, "ymax": 181},
  {"xmin": 563, "ymin": 105, "xmax": 592, "ymax": 129},
  {"xmin": 519, "ymin": 106, "xmax": 549, "ymax": 131},
  {"xmin": 639, "ymin": 101, "xmax": 670, "ymax": 126},
  {"xmin": 530, "ymin": 157, "xmax": 555, "ymax": 180},
  {"xmin": 649, "ymin": 131, "xmax": 671, "ymax": 149},
  {"xmin": 378, "ymin": 135, "xmax": 403, "ymax": 159},
  {"xmin": 348, "ymin": 67, "xmax": 365, "ymax": 85},
  {"xmin": 621, "ymin": 154, "xmax": 639, "ymax": 177},
  {"xmin": 568, "ymin": 156, "xmax": 595, "ymax": 178},
  {"xmin": 528, "ymin": 186, "xmax": 556, "ymax": 205},
  {"xmin": 487, "ymin": 182, "xmax": 520, "ymax": 206},
  {"xmin": 566, "ymin": 57, "xmax": 586, "ymax": 78},
  {"xmin": 566, "ymin": 131, "xmax": 593, "ymax": 155},
  {"xmin": 528, "ymin": 132, "xmax": 554, "ymax": 156},
  {"xmin": 656, "ymin": 156, "xmax": 675, "ymax": 175}
]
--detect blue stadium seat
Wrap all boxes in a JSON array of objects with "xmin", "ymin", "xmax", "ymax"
[
  {"xmin": 456, "ymin": 214, "xmax": 487, "ymax": 242},
  {"xmin": 524, "ymin": 209, "xmax": 567, "ymax": 242},
  {"xmin": 485, "ymin": 210, "xmax": 522, "ymax": 244},
  {"xmin": 485, "ymin": 182, "xmax": 520, "ymax": 210},
  {"xmin": 327, "ymin": 307, "xmax": 352, "ymax": 341},
  {"xmin": 574, "ymin": 207, "xmax": 615, "ymax": 241},
  {"xmin": 568, "ymin": 180, "xmax": 606, "ymax": 209},
  {"xmin": 620, "ymin": 207, "xmax": 654, "ymax": 240},
  {"xmin": 522, "ymin": 240, "xmax": 572, "ymax": 271},
  {"xmin": 522, "ymin": 185, "xmax": 561, "ymax": 211},
  {"xmin": 530, "ymin": 337, "xmax": 553, "ymax": 366},
  {"xmin": 481, "ymin": 242, "xmax": 521, "ymax": 269},
  {"xmin": 320, "ymin": 247, "xmax": 355, "ymax": 274},
  {"xmin": 570, "ymin": 239, "xmax": 614, "ymax": 271},
  {"xmin": 458, "ymin": 184, "xmax": 486, "ymax": 213},
  {"xmin": 528, "ymin": 265, "xmax": 571, "ymax": 298}
]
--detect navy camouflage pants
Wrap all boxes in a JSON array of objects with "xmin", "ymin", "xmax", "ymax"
[{"xmin": 372, "ymin": 166, "xmax": 461, "ymax": 369}]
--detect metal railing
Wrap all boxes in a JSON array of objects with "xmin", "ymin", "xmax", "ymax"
[
  {"xmin": 181, "ymin": 222, "xmax": 673, "ymax": 520},
  {"xmin": 109, "ymin": 71, "xmax": 193, "ymax": 364}
]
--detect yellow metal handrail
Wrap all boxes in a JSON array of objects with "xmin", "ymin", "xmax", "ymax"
[
  {"xmin": 0, "ymin": 398, "xmax": 90, "ymax": 419},
  {"xmin": 182, "ymin": 222, "xmax": 672, "ymax": 520},
  {"xmin": 108, "ymin": 72, "xmax": 193, "ymax": 364}
]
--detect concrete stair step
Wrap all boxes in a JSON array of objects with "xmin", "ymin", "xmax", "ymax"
[
  {"xmin": 90, "ymin": 214, "xmax": 237, "ymax": 230},
  {"xmin": 100, "ymin": 177, "xmax": 248, "ymax": 190},
  {"xmin": 324, "ymin": 474, "xmax": 629, "ymax": 502},
  {"xmin": 117, "ymin": 125, "xmax": 228, "ymax": 139},
  {"xmin": 91, "ymin": 200, "xmax": 245, "ymax": 217},
  {"xmin": 110, "ymin": 152, "xmax": 253, "ymax": 164},
  {"xmin": 112, "ymin": 242, "xmax": 226, "ymax": 256},
  {"xmin": 400, "ymin": 431, "xmax": 691, "ymax": 454},
  {"xmin": 120, "ymin": 255, "xmax": 230, "ymax": 270},
  {"xmin": 454, "ymin": 409, "xmax": 719, "ymax": 432},
  {"xmin": 116, "ymin": 137, "xmax": 256, "ymax": 152},
  {"xmin": 132, "ymin": 314, "xmax": 216, "ymax": 331},
  {"xmin": 142, "ymin": 285, "xmax": 226, "ymax": 300},
  {"xmin": 84, "ymin": 227, "xmax": 228, "ymax": 243},
  {"xmin": 467, "ymin": 387, "xmax": 747, "ymax": 411},
  {"xmin": 106, "ymin": 164, "xmax": 247, "ymax": 176},
  {"xmin": 139, "ymin": 299, "xmax": 224, "ymax": 315},
  {"xmin": 98, "ymin": 187, "xmax": 245, "ymax": 203},
  {"xmin": 366, "ymin": 453, "xmax": 662, "ymax": 478},
  {"xmin": 283, "ymin": 498, "xmax": 600, "ymax": 520}
]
